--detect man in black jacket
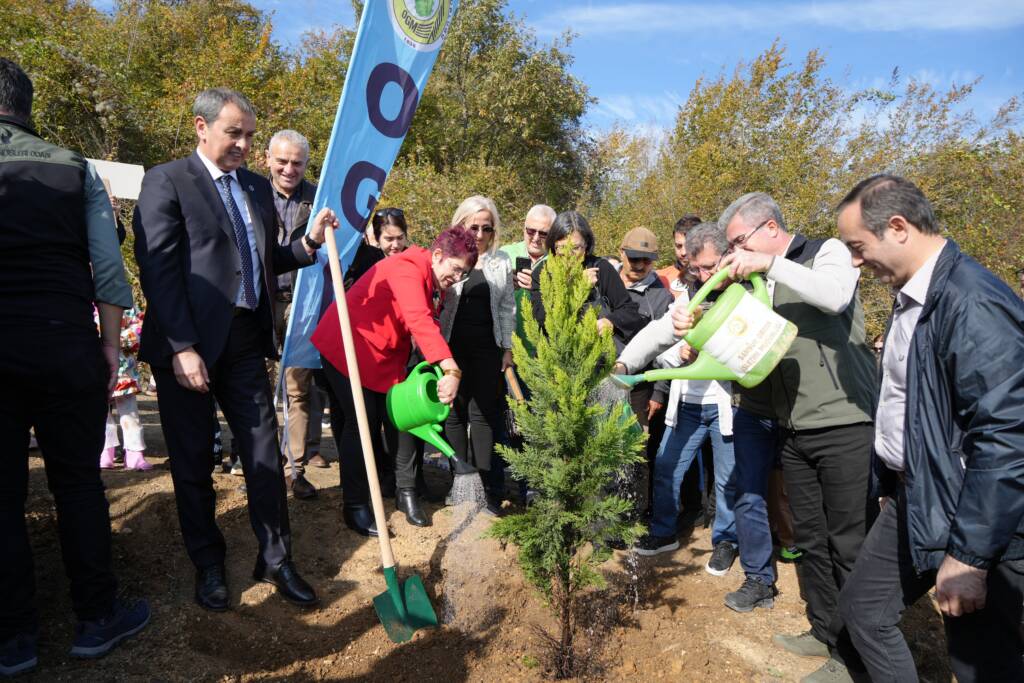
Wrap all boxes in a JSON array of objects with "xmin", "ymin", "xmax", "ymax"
[
  {"xmin": 266, "ymin": 129, "xmax": 323, "ymax": 496},
  {"xmin": 0, "ymin": 57, "xmax": 149, "ymax": 676},
  {"xmin": 836, "ymin": 174, "xmax": 1024, "ymax": 682},
  {"xmin": 134, "ymin": 88, "xmax": 334, "ymax": 612}
]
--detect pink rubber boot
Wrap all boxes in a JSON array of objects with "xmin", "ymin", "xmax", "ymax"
[
  {"xmin": 125, "ymin": 450, "xmax": 152, "ymax": 471},
  {"xmin": 100, "ymin": 447, "xmax": 117, "ymax": 469}
]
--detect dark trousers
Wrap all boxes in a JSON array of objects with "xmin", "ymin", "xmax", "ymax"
[
  {"xmin": 839, "ymin": 488, "xmax": 1024, "ymax": 682},
  {"xmin": 154, "ymin": 311, "xmax": 291, "ymax": 570},
  {"xmin": 780, "ymin": 423, "xmax": 873, "ymax": 652},
  {"xmin": 444, "ymin": 337, "xmax": 501, "ymax": 475},
  {"xmin": 0, "ymin": 326, "xmax": 117, "ymax": 639},
  {"xmin": 322, "ymin": 360, "xmax": 396, "ymax": 506}
]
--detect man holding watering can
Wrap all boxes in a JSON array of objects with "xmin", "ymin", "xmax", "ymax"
[
  {"xmin": 835, "ymin": 175, "xmax": 1024, "ymax": 683},
  {"xmin": 716, "ymin": 192, "xmax": 876, "ymax": 682}
]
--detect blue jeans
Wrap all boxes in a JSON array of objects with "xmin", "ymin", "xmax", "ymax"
[
  {"xmin": 650, "ymin": 403, "xmax": 736, "ymax": 546},
  {"xmin": 732, "ymin": 407, "xmax": 778, "ymax": 585}
]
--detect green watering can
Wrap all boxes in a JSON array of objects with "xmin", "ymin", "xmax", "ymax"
[
  {"xmin": 386, "ymin": 361, "xmax": 456, "ymax": 458},
  {"xmin": 612, "ymin": 270, "xmax": 798, "ymax": 390}
]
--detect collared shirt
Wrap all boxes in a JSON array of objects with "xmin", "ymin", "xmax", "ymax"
[
  {"xmin": 83, "ymin": 162, "xmax": 133, "ymax": 308},
  {"xmin": 196, "ymin": 148, "xmax": 262, "ymax": 308},
  {"xmin": 272, "ymin": 185, "xmax": 302, "ymax": 292},
  {"xmin": 874, "ymin": 241, "xmax": 947, "ymax": 471}
]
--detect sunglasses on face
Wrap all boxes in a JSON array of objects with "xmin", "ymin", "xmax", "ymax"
[
  {"xmin": 467, "ymin": 224, "xmax": 494, "ymax": 234},
  {"xmin": 375, "ymin": 207, "xmax": 405, "ymax": 219},
  {"xmin": 525, "ymin": 227, "xmax": 548, "ymax": 240}
]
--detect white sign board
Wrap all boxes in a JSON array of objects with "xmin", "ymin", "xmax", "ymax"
[{"xmin": 86, "ymin": 158, "xmax": 145, "ymax": 200}]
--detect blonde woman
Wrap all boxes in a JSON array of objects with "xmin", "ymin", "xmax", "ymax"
[{"xmin": 438, "ymin": 195, "xmax": 516, "ymax": 514}]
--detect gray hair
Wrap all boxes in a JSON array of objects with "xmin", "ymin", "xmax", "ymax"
[
  {"xmin": 192, "ymin": 87, "xmax": 256, "ymax": 123},
  {"xmin": 267, "ymin": 129, "xmax": 310, "ymax": 158},
  {"xmin": 686, "ymin": 222, "xmax": 729, "ymax": 260},
  {"xmin": 525, "ymin": 204, "xmax": 556, "ymax": 224},
  {"xmin": 718, "ymin": 192, "xmax": 787, "ymax": 233},
  {"xmin": 837, "ymin": 174, "xmax": 939, "ymax": 237}
]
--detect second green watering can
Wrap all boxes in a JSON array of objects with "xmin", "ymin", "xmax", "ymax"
[
  {"xmin": 387, "ymin": 361, "xmax": 456, "ymax": 458},
  {"xmin": 612, "ymin": 270, "xmax": 797, "ymax": 390}
]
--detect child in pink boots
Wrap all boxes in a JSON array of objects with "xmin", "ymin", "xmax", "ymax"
[{"xmin": 100, "ymin": 306, "xmax": 151, "ymax": 471}]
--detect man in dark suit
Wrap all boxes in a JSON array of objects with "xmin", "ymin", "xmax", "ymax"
[{"xmin": 133, "ymin": 87, "xmax": 335, "ymax": 611}]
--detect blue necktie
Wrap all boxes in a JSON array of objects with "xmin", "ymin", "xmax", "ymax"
[{"xmin": 217, "ymin": 175, "xmax": 258, "ymax": 309}]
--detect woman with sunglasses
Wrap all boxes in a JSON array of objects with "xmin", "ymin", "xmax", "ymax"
[
  {"xmin": 530, "ymin": 211, "xmax": 643, "ymax": 353},
  {"xmin": 343, "ymin": 207, "xmax": 409, "ymax": 290},
  {"xmin": 436, "ymin": 195, "xmax": 516, "ymax": 515},
  {"xmin": 311, "ymin": 227, "xmax": 477, "ymax": 536}
]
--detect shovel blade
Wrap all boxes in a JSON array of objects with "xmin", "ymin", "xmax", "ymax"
[{"xmin": 373, "ymin": 572, "xmax": 438, "ymax": 643}]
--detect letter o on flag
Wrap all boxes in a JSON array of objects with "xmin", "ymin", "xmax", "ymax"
[{"xmin": 366, "ymin": 62, "xmax": 419, "ymax": 138}]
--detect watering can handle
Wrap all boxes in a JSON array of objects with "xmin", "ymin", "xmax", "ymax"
[
  {"xmin": 412, "ymin": 360, "xmax": 443, "ymax": 380},
  {"xmin": 686, "ymin": 271, "xmax": 768, "ymax": 314}
]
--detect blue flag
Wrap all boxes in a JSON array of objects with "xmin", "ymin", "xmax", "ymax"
[{"xmin": 281, "ymin": 0, "xmax": 458, "ymax": 369}]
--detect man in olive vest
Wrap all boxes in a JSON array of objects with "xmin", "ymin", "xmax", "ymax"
[
  {"xmin": 0, "ymin": 58, "xmax": 150, "ymax": 676},
  {"xmin": 719, "ymin": 192, "xmax": 876, "ymax": 683}
]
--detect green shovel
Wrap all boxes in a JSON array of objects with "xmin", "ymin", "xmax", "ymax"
[{"xmin": 324, "ymin": 225, "xmax": 438, "ymax": 643}]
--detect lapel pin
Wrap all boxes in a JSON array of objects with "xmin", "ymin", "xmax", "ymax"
[{"xmin": 248, "ymin": 184, "xmax": 254, "ymax": 192}]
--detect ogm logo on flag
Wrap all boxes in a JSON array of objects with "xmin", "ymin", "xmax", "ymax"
[{"xmin": 389, "ymin": 0, "xmax": 454, "ymax": 51}]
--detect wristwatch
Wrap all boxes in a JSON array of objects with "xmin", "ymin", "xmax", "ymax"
[{"xmin": 303, "ymin": 234, "xmax": 323, "ymax": 250}]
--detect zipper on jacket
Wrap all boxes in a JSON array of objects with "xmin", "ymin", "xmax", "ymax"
[{"xmin": 818, "ymin": 341, "xmax": 840, "ymax": 390}]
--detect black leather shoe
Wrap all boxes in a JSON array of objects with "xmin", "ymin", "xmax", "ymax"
[
  {"xmin": 195, "ymin": 564, "xmax": 229, "ymax": 612},
  {"xmin": 287, "ymin": 474, "xmax": 318, "ymax": 500},
  {"xmin": 343, "ymin": 504, "xmax": 378, "ymax": 537},
  {"xmin": 253, "ymin": 560, "xmax": 318, "ymax": 607},
  {"xmin": 396, "ymin": 488, "xmax": 430, "ymax": 527}
]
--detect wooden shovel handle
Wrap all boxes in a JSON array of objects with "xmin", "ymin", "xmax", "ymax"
[
  {"xmin": 504, "ymin": 366, "xmax": 525, "ymax": 402},
  {"xmin": 323, "ymin": 226, "xmax": 396, "ymax": 570}
]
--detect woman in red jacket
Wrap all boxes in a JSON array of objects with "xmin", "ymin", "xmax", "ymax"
[{"xmin": 311, "ymin": 226, "xmax": 477, "ymax": 536}]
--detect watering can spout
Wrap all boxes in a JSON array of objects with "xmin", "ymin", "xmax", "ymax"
[{"xmin": 409, "ymin": 424, "xmax": 455, "ymax": 459}]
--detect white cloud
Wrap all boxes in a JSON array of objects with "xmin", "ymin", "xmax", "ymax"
[
  {"xmin": 533, "ymin": 1, "xmax": 1024, "ymax": 38},
  {"xmin": 592, "ymin": 91, "xmax": 685, "ymax": 123}
]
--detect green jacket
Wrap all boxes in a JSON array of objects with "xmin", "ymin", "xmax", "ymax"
[{"xmin": 737, "ymin": 236, "xmax": 876, "ymax": 430}]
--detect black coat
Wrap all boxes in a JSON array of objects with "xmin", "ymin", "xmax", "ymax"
[
  {"xmin": 133, "ymin": 152, "xmax": 314, "ymax": 369},
  {"xmin": 530, "ymin": 254, "xmax": 643, "ymax": 352},
  {"xmin": 874, "ymin": 240, "xmax": 1024, "ymax": 571}
]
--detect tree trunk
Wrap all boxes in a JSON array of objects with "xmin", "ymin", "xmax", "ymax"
[{"xmin": 556, "ymin": 570, "xmax": 574, "ymax": 678}]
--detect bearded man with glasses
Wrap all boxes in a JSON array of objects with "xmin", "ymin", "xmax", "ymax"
[{"xmin": 717, "ymin": 192, "xmax": 877, "ymax": 683}]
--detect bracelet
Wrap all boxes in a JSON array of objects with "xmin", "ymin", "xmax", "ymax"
[
  {"xmin": 303, "ymin": 234, "xmax": 322, "ymax": 250},
  {"xmin": 443, "ymin": 368, "xmax": 463, "ymax": 379}
]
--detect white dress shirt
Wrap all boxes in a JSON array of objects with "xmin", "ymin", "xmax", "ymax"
[
  {"xmin": 874, "ymin": 241, "xmax": 946, "ymax": 471},
  {"xmin": 196, "ymin": 148, "xmax": 262, "ymax": 308}
]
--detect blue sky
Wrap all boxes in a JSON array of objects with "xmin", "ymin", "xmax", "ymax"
[{"xmin": 94, "ymin": 0, "xmax": 1024, "ymax": 133}]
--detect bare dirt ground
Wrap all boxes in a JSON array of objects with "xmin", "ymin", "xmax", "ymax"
[{"xmin": 22, "ymin": 395, "xmax": 953, "ymax": 681}]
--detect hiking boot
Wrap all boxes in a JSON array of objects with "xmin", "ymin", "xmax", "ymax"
[
  {"xmin": 801, "ymin": 657, "xmax": 856, "ymax": 683},
  {"xmin": 633, "ymin": 534, "xmax": 680, "ymax": 556},
  {"xmin": 705, "ymin": 541, "xmax": 738, "ymax": 576},
  {"xmin": 724, "ymin": 577, "xmax": 777, "ymax": 612},
  {"xmin": 780, "ymin": 545, "xmax": 804, "ymax": 562},
  {"xmin": 774, "ymin": 630, "xmax": 829, "ymax": 658},
  {"xmin": 0, "ymin": 633, "xmax": 37, "ymax": 677},
  {"xmin": 69, "ymin": 598, "xmax": 150, "ymax": 659}
]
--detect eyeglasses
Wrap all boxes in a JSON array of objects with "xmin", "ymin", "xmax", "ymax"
[
  {"xmin": 467, "ymin": 224, "xmax": 494, "ymax": 234},
  {"xmin": 525, "ymin": 227, "xmax": 548, "ymax": 240},
  {"xmin": 687, "ymin": 263, "xmax": 719, "ymax": 278},
  {"xmin": 375, "ymin": 207, "xmax": 405, "ymax": 219},
  {"xmin": 727, "ymin": 218, "xmax": 770, "ymax": 250}
]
